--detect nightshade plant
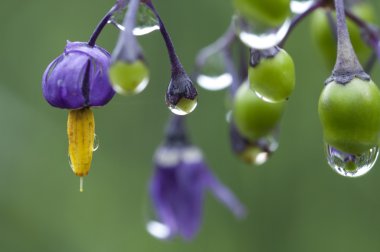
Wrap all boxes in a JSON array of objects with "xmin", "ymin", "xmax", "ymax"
[{"xmin": 42, "ymin": 0, "xmax": 380, "ymax": 242}]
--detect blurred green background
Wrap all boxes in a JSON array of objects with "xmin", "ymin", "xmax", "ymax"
[{"xmin": 1, "ymin": 0, "xmax": 380, "ymax": 251}]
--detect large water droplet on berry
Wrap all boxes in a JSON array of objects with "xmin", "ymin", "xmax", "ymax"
[
  {"xmin": 290, "ymin": 0, "xmax": 314, "ymax": 14},
  {"xmin": 168, "ymin": 98, "xmax": 198, "ymax": 116},
  {"xmin": 196, "ymin": 51, "xmax": 232, "ymax": 91},
  {"xmin": 325, "ymin": 144, "xmax": 379, "ymax": 177},
  {"xmin": 232, "ymin": 15, "xmax": 291, "ymax": 50},
  {"xmin": 240, "ymin": 134, "xmax": 279, "ymax": 166},
  {"xmin": 109, "ymin": 3, "xmax": 159, "ymax": 36}
]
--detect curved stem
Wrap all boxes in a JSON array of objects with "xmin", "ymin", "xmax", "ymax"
[
  {"xmin": 279, "ymin": 0, "xmax": 325, "ymax": 47},
  {"xmin": 122, "ymin": 0, "xmax": 140, "ymax": 34},
  {"xmin": 346, "ymin": 10, "xmax": 380, "ymax": 59},
  {"xmin": 88, "ymin": 5, "xmax": 118, "ymax": 47},
  {"xmin": 195, "ymin": 25, "xmax": 236, "ymax": 68},
  {"xmin": 333, "ymin": 0, "xmax": 363, "ymax": 75},
  {"xmin": 144, "ymin": 0, "xmax": 184, "ymax": 74}
]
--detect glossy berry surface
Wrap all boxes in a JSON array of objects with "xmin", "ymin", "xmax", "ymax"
[
  {"xmin": 233, "ymin": 0, "xmax": 291, "ymax": 27},
  {"xmin": 249, "ymin": 49, "xmax": 295, "ymax": 102},
  {"xmin": 233, "ymin": 83, "xmax": 285, "ymax": 140},
  {"xmin": 109, "ymin": 60, "xmax": 149, "ymax": 95},
  {"xmin": 319, "ymin": 78, "xmax": 380, "ymax": 154}
]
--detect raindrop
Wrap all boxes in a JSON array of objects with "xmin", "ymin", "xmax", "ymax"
[
  {"xmin": 240, "ymin": 134, "xmax": 279, "ymax": 166},
  {"xmin": 146, "ymin": 220, "xmax": 172, "ymax": 240},
  {"xmin": 109, "ymin": 3, "xmax": 159, "ymax": 36},
  {"xmin": 93, "ymin": 134, "xmax": 99, "ymax": 152},
  {"xmin": 226, "ymin": 110, "xmax": 232, "ymax": 123},
  {"xmin": 143, "ymin": 193, "xmax": 173, "ymax": 240},
  {"xmin": 232, "ymin": 15, "xmax": 291, "ymax": 50},
  {"xmin": 325, "ymin": 144, "xmax": 379, "ymax": 178},
  {"xmin": 168, "ymin": 98, "xmax": 198, "ymax": 116},
  {"xmin": 290, "ymin": 0, "xmax": 314, "ymax": 14},
  {"xmin": 196, "ymin": 52, "xmax": 232, "ymax": 91}
]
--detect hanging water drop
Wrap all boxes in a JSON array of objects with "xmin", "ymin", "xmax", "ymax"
[
  {"xmin": 93, "ymin": 134, "xmax": 99, "ymax": 151},
  {"xmin": 325, "ymin": 144, "xmax": 379, "ymax": 178},
  {"xmin": 196, "ymin": 51, "xmax": 232, "ymax": 91},
  {"xmin": 109, "ymin": 3, "xmax": 159, "ymax": 36},
  {"xmin": 168, "ymin": 98, "xmax": 198, "ymax": 116},
  {"xmin": 232, "ymin": 15, "xmax": 291, "ymax": 50},
  {"xmin": 240, "ymin": 134, "xmax": 279, "ymax": 165},
  {"xmin": 290, "ymin": 0, "xmax": 314, "ymax": 14},
  {"xmin": 143, "ymin": 194, "xmax": 173, "ymax": 240}
]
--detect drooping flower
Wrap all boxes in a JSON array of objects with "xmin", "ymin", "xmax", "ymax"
[
  {"xmin": 42, "ymin": 41, "xmax": 115, "ymax": 191},
  {"xmin": 42, "ymin": 41, "xmax": 115, "ymax": 109},
  {"xmin": 146, "ymin": 115, "xmax": 246, "ymax": 240}
]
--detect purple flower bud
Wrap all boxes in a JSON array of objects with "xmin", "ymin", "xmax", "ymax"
[
  {"xmin": 148, "ymin": 144, "xmax": 246, "ymax": 240},
  {"xmin": 42, "ymin": 41, "xmax": 115, "ymax": 109}
]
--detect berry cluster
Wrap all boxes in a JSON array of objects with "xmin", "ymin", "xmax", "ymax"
[
  {"xmin": 194, "ymin": 0, "xmax": 380, "ymax": 178},
  {"xmin": 42, "ymin": 0, "xmax": 380, "ymax": 240}
]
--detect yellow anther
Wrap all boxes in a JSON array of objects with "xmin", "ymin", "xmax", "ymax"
[{"xmin": 67, "ymin": 108, "xmax": 95, "ymax": 177}]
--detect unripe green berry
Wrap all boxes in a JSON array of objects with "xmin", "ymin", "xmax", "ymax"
[
  {"xmin": 318, "ymin": 78, "xmax": 380, "ymax": 154},
  {"xmin": 249, "ymin": 49, "xmax": 295, "ymax": 102},
  {"xmin": 108, "ymin": 60, "xmax": 149, "ymax": 95},
  {"xmin": 233, "ymin": 0, "xmax": 291, "ymax": 27},
  {"xmin": 233, "ymin": 83, "xmax": 285, "ymax": 140}
]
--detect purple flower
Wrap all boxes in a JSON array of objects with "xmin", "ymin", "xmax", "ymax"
[
  {"xmin": 147, "ymin": 144, "xmax": 246, "ymax": 240},
  {"xmin": 42, "ymin": 41, "xmax": 115, "ymax": 109}
]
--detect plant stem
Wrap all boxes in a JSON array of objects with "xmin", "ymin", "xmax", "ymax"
[
  {"xmin": 165, "ymin": 115, "xmax": 189, "ymax": 146},
  {"xmin": 279, "ymin": 0, "xmax": 325, "ymax": 47},
  {"xmin": 112, "ymin": 0, "xmax": 142, "ymax": 62},
  {"xmin": 332, "ymin": 0, "xmax": 364, "ymax": 81},
  {"xmin": 144, "ymin": 0, "xmax": 184, "ymax": 75},
  {"xmin": 88, "ymin": 5, "xmax": 118, "ymax": 47}
]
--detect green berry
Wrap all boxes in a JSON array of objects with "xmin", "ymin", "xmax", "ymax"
[
  {"xmin": 233, "ymin": 83, "xmax": 285, "ymax": 140},
  {"xmin": 233, "ymin": 0, "xmax": 291, "ymax": 27},
  {"xmin": 249, "ymin": 49, "xmax": 295, "ymax": 102},
  {"xmin": 318, "ymin": 78, "xmax": 380, "ymax": 154},
  {"xmin": 108, "ymin": 60, "xmax": 149, "ymax": 95},
  {"xmin": 310, "ymin": 3, "xmax": 375, "ymax": 69}
]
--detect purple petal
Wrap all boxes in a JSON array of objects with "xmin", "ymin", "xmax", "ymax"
[
  {"xmin": 42, "ymin": 41, "xmax": 115, "ymax": 109},
  {"xmin": 204, "ymin": 168, "xmax": 246, "ymax": 219},
  {"xmin": 149, "ymin": 161, "xmax": 205, "ymax": 240}
]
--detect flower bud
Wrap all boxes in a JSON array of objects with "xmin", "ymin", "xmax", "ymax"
[{"xmin": 42, "ymin": 41, "xmax": 115, "ymax": 109}]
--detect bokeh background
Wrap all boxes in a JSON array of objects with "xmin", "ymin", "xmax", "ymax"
[{"xmin": 1, "ymin": 0, "xmax": 380, "ymax": 251}]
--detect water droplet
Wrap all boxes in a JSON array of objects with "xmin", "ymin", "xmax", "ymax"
[
  {"xmin": 226, "ymin": 110, "xmax": 233, "ymax": 123},
  {"xmin": 232, "ymin": 14, "xmax": 291, "ymax": 50},
  {"xmin": 290, "ymin": 0, "xmax": 314, "ymax": 14},
  {"xmin": 143, "ymin": 193, "xmax": 173, "ymax": 240},
  {"xmin": 325, "ymin": 144, "xmax": 379, "ymax": 177},
  {"xmin": 240, "ymin": 134, "xmax": 279, "ymax": 165},
  {"xmin": 109, "ymin": 3, "xmax": 159, "ymax": 36},
  {"xmin": 146, "ymin": 220, "xmax": 172, "ymax": 240},
  {"xmin": 196, "ymin": 52, "xmax": 232, "ymax": 91},
  {"xmin": 109, "ymin": 60, "xmax": 150, "ymax": 96},
  {"xmin": 168, "ymin": 98, "xmax": 198, "ymax": 116},
  {"xmin": 93, "ymin": 134, "xmax": 99, "ymax": 151}
]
